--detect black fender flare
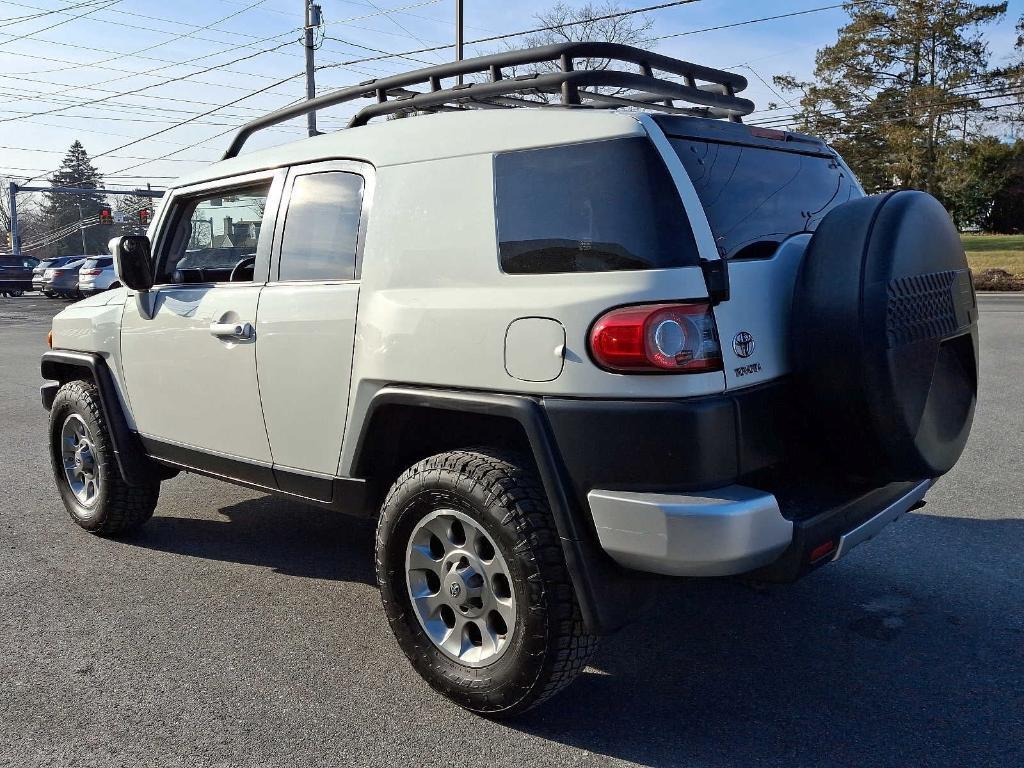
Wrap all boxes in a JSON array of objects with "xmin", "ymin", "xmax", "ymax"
[
  {"xmin": 41, "ymin": 350, "xmax": 154, "ymax": 487},
  {"xmin": 351, "ymin": 386, "xmax": 653, "ymax": 635}
]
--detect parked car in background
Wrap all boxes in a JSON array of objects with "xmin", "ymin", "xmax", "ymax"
[
  {"xmin": 33, "ymin": 256, "xmax": 81, "ymax": 294},
  {"xmin": 0, "ymin": 255, "xmax": 39, "ymax": 296},
  {"xmin": 42, "ymin": 259, "xmax": 86, "ymax": 299},
  {"xmin": 78, "ymin": 256, "xmax": 118, "ymax": 296}
]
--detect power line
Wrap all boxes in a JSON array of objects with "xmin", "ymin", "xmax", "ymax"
[
  {"xmin": 0, "ymin": 144, "xmax": 217, "ymax": 163},
  {"xmin": 0, "ymin": 0, "xmax": 451, "ymax": 70},
  {"xmin": 0, "ymin": 80, "xmax": 306, "ymax": 121},
  {"xmin": 0, "ymin": 0, "xmax": 107, "ymax": 29},
  {"xmin": 320, "ymin": 0, "xmax": 704, "ymax": 65},
  {"xmin": 21, "ymin": 71, "xmax": 307, "ymax": 185},
  {"xmin": 82, "ymin": 0, "xmax": 273, "ymax": 89},
  {"xmin": 0, "ymin": 0, "xmax": 116, "ymax": 48},
  {"xmin": 356, "ymin": 0, "xmax": 446, "ymax": 63},
  {"xmin": 0, "ymin": 0, "xmax": 303, "ymax": 61},
  {"xmin": 3, "ymin": 0, "xmax": 912, "ymax": 189},
  {"xmin": 750, "ymin": 84, "xmax": 1023, "ymax": 128},
  {"xmin": 648, "ymin": 1, "xmax": 863, "ymax": 42},
  {"xmin": 0, "ymin": 37, "xmax": 300, "ymax": 127}
]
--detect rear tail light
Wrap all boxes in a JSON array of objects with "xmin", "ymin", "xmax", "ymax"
[
  {"xmin": 589, "ymin": 303, "xmax": 722, "ymax": 373},
  {"xmin": 81, "ymin": 268, "xmax": 101, "ymax": 276}
]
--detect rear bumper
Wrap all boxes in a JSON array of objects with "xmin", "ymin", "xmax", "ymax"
[
  {"xmin": 540, "ymin": 384, "xmax": 938, "ymax": 581},
  {"xmin": 587, "ymin": 479, "xmax": 932, "ymax": 579},
  {"xmin": 588, "ymin": 486, "xmax": 792, "ymax": 576}
]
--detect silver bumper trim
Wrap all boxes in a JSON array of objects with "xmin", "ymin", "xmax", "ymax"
[
  {"xmin": 831, "ymin": 479, "xmax": 933, "ymax": 562},
  {"xmin": 586, "ymin": 486, "xmax": 792, "ymax": 577}
]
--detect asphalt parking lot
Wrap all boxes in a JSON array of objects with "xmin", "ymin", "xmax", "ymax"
[{"xmin": 1, "ymin": 292, "xmax": 1021, "ymax": 768}]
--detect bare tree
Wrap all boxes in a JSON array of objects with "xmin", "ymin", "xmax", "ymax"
[{"xmin": 507, "ymin": 2, "xmax": 655, "ymax": 101}]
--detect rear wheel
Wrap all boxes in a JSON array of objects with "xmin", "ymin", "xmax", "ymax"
[
  {"xmin": 376, "ymin": 449, "xmax": 597, "ymax": 716},
  {"xmin": 49, "ymin": 379, "xmax": 159, "ymax": 535}
]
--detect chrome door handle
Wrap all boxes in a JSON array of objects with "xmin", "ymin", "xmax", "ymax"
[{"xmin": 209, "ymin": 321, "xmax": 253, "ymax": 340}]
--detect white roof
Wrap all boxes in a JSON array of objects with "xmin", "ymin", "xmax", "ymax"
[{"xmin": 171, "ymin": 108, "xmax": 647, "ymax": 188}]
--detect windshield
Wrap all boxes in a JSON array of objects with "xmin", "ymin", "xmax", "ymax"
[{"xmin": 670, "ymin": 139, "xmax": 863, "ymax": 260}]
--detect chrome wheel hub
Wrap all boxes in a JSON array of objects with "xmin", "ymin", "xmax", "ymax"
[
  {"xmin": 406, "ymin": 508, "xmax": 516, "ymax": 667},
  {"xmin": 60, "ymin": 414, "xmax": 101, "ymax": 507}
]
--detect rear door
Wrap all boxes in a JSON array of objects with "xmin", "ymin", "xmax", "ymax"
[
  {"xmin": 256, "ymin": 161, "xmax": 369, "ymax": 492},
  {"xmin": 120, "ymin": 170, "xmax": 285, "ymax": 463},
  {"xmin": 656, "ymin": 116, "xmax": 863, "ymax": 389}
]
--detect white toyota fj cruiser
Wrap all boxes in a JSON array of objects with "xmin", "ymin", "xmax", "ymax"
[{"xmin": 41, "ymin": 44, "xmax": 979, "ymax": 716}]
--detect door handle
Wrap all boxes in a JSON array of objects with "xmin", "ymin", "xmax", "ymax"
[{"xmin": 209, "ymin": 321, "xmax": 254, "ymax": 340}]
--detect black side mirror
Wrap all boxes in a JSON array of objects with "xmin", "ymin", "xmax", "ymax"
[{"xmin": 110, "ymin": 236, "xmax": 154, "ymax": 292}]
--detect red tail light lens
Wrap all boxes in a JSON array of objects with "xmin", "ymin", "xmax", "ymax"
[
  {"xmin": 589, "ymin": 303, "xmax": 722, "ymax": 373},
  {"xmin": 81, "ymin": 268, "xmax": 101, "ymax": 276}
]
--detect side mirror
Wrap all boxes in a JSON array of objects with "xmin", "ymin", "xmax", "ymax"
[{"xmin": 110, "ymin": 236, "xmax": 154, "ymax": 292}]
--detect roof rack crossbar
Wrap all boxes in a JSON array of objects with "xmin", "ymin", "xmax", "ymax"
[{"xmin": 222, "ymin": 42, "xmax": 753, "ymax": 159}]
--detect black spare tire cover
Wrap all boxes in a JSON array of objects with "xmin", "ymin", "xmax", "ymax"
[{"xmin": 793, "ymin": 190, "xmax": 979, "ymax": 481}]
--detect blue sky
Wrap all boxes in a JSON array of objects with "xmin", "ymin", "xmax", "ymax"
[{"xmin": 1, "ymin": 0, "xmax": 1021, "ymax": 189}]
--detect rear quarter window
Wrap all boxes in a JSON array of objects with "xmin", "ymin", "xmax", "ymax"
[
  {"xmin": 494, "ymin": 137, "xmax": 699, "ymax": 274},
  {"xmin": 671, "ymin": 138, "xmax": 863, "ymax": 259}
]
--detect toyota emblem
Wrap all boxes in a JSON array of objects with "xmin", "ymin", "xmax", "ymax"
[{"xmin": 732, "ymin": 331, "xmax": 755, "ymax": 358}]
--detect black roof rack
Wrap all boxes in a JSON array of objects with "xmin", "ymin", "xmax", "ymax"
[{"xmin": 222, "ymin": 42, "xmax": 755, "ymax": 160}]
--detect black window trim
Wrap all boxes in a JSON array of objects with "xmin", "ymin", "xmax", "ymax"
[{"xmin": 269, "ymin": 159, "xmax": 375, "ymax": 286}]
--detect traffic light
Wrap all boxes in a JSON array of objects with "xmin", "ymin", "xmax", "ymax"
[
  {"xmin": 139, "ymin": 208, "xmax": 152, "ymax": 226},
  {"xmin": 99, "ymin": 207, "xmax": 113, "ymax": 225}
]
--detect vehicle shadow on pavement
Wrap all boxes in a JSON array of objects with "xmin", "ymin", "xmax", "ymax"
[
  {"xmin": 126, "ymin": 494, "xmax": 377, "ymax": 585},
  {"xmin": 509, "ymin": 513, "xmax": 1024, "ymax": 768}
]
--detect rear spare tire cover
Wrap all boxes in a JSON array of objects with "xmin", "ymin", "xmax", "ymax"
[{"xmin": 793, "ymin": 191, "xmax": 979, "ymax": 481}]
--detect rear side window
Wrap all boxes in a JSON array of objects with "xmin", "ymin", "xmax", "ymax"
[
  {"xmin": 494, "ymin": 137, "xmax": 699, "ymax": 274},
  {"xmin": 671, "ymin": 139, "xmax": 863, "ymax": 259},
  {"xmin": 278, "ymin": 171, "xmax": 364, "ymax": 281}
]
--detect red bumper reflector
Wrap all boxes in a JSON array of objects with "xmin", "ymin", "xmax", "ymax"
[{"xmin": 809, "ymin": 540, "xmax": 837, "ymax": 563}]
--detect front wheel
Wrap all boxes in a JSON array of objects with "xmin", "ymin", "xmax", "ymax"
[
  {"xmin": 49, "ymin": 379, "xmax": 160, "ymax": 535},
  {"xmin": 376, "ymin": 449, "xmax": 598, "ymax": 716}
]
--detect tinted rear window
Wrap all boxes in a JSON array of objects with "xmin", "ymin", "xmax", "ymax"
[
  {"xmin": 670, "ymin": 139, "xmax": 862, "ymax": 259},
  {"xmin": 494, "ymin": 137, "xmax": 699, "ymax": 274}
]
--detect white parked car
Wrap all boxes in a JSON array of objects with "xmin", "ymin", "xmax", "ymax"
[
  {"xmin": 39, "ymin": 43, "xmax": 979, "ymax": 716},
  {"xmin": 77, "ymin": 256, "xmax": 119, "ymax": 296}
]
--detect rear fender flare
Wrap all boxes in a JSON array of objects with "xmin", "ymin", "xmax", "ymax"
[{"xmin": 350, "ymin": 386, "xmax": 651, "ymax": 635}]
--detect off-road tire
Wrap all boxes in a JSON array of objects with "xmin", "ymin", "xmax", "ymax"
[
  {"xmin": 48, "ymin": 379, "xmax": 159, "ymax": 535},
  {"xmin": 376, "ymin": 449, "xmax": 598, "ymax": 716}
]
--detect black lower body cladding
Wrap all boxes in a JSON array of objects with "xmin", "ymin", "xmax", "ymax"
[
  {"xmin": 542, "ymin": 380, "xmax": 794, "ymax": 504},
  {"xmin": 792, "ymin": 190, "xmax": 978, "ymax": 482}
]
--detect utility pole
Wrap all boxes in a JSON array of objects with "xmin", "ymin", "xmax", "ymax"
[
  {"xmin": 7, "ymin": 182, "xmax": 19, "ymax": 257},
  {"xmin": 75, "ymin": 202, "xmax": 88, "ymax": 254},
  {"xmin": 304, "ymin": 1, "xmax": 321, "ymax": 137},
  {"xmin": 455, "ymin": 0, "xmax": 464, "ymax": 85}
]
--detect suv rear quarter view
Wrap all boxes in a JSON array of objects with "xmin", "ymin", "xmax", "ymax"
[{"xmin": 38, "ymin": 42, "xmax": 979, "ymax": 717}]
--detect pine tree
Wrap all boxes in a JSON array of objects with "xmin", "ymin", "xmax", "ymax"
[
  {"xmin": 774, "ymin": 0, "xmax": 1008, "ymax": 195},
  {"xmin": 42, "ymin": 141, "xmax": 109, "ymax": 256}
]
